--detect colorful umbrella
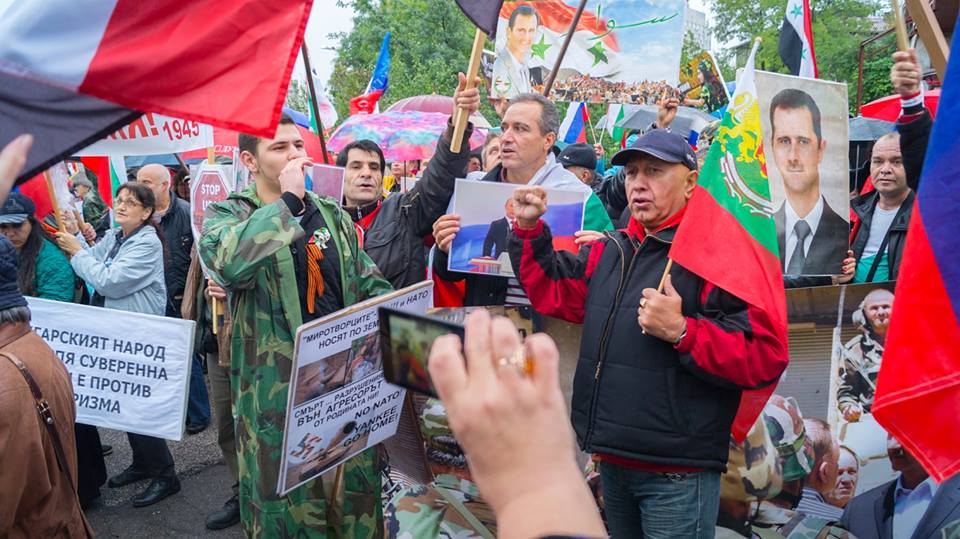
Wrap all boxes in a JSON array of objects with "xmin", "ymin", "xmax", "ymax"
[
  {"xmin": 328, "ymin": 111, "xmax": 487, "ymax": 162},
  {"xmin": 387, "ymin": 95, "xmax": 493, "ymax": 128},
  {"xmin": 861, "ymin": 88, "xmax": 940, "ymax": 122}
]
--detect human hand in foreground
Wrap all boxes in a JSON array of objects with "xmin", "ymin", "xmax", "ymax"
[
  {"xmin": 432, "ymin": 214, "xmax": 461, "ymax": 253},
  {"xmin": 0, "ymin": 135, "xmax": 33, "ymax": 206},
  {"xmin": 574, "ymin": 230, "xmax": 605, "ymax": 246},
  {"xmin": 80, "ymin": 222, "xmax": 96, "ymax": 244},
  {"xmin": 453, "ymin": 72, "xmax": 482, "ymax": 117},
  {"xmin": 428, "ymin": 310, "xmax": 606, "ymax": 539},
  {"xmin": 638, "ymin": 274, "xmax": 687, "ymax": 343},
  {"xmin": 54, "ymin": 231, "xmax": 83, "ymax": 257},
  {"xmin": 206, "ymin": 278, "xmax": 227, "ymax": 300},
  {"xmin": 512, "ymin": 186, "xmax": 547, "ymax": 229},
  {"xmin": 278, "ymin": 157, "xmax": 313, "ymax": 200},
  {"xmin": 891, "ymin": 49, "xmax": 922, "ymax": 98},
  {"xmin": 656, "ymin": 97, "xmax": 680, "ymax": 129},
  {"xmin": 832, "ymin": 250, "xmax": 856, "ymax": 285}
]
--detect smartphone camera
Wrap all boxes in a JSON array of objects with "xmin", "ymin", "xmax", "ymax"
[{"xmin": 379, "ymin": 307, "xmax": 465, "ymax": 398}]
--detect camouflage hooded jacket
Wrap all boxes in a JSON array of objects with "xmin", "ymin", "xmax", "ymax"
[{"xmin": 199, "ymin": 184, "xmax": 392, "ymax": 538}]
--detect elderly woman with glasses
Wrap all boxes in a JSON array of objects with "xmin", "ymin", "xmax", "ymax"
[{"xmin": 54, "ymin": 181, "xmax": 181, "ymax": 508}]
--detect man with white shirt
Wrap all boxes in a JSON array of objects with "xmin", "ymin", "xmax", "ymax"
[
  {"xmin": 769, "ymin": 88, "xmax": 848, "ymax": 276},
  {"xmin": 841, "ymin": 435, "xmax": 960, "ymax": 539},
  {"xmin": 492, "ymin": 6, "xmax": 539, "ymax": 99},
  {"xmin": 431, "ymin": 93, "xmax": 613, "ymax": 306}
]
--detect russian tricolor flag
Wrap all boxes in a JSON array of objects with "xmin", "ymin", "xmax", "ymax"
[
  {"xmin": 558, "ymin": 102, "xmax": 590, "ymax": 145},
  {"xmin": 350, "ymin": 32, "xmax": 392, "ymax": 116},
  {"xmin": 0, "ymin": 0, "xmax": 312, "ymax": 184},
  {"xmin": 872, "ymin": 26, "xmax": 960, "ymax": 482}
]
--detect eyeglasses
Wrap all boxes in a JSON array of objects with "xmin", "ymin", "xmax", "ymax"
[{"xmin": 115, "ymin": 197, "xmax": 143, "ymax": 209}]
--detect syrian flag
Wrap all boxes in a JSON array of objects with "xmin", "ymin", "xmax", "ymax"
[
  {"xmin": 558, "ymin": 102, "xmax": 590, "ymax": 144},
  {"xmin": 350, "ymin": 33, "xmax": 392, "ymax": 116},
  {"xmin": 496, "ymin": 1, "xmax": 623, "ymax": 79},
  {"xmin": 779, "ymin": 0, "xmax": 818, "ymax": 78},
  {"xmin": 0, "ymin": 0, "xmax": 313, "ymax": 185}
]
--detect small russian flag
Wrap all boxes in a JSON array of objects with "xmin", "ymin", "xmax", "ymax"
[{"xmin": 558, "ymin": 102, "xmax": 590, "ymax": 145}]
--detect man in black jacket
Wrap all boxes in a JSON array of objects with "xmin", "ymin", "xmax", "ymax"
[
  {"xmin": 137, "ymin": 163, "xmax": 210, "ymax": 433},
  {"xmin": 841, "ymin": 435, "xmax": 960, "ymax": 539},
  {"xmin": 836, "ymin": 48, "xmax": 932, "ymax": 285},
  {"xmin": 338, "ymin": 74, "xmax": 479, "ymax": 288},
  {"xmin": 507, "ymin": 129, "xmax": 788, "ymax": 538}
]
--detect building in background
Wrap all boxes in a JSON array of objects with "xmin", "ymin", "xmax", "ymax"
[{"xmin": 684, "ymin": 3, "xmax": 712, "ymax": 52}]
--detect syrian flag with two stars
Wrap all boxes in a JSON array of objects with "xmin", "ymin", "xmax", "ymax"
[{"xmin": 779, "ymin": 0, "xmax": 818, "ymax": 78}]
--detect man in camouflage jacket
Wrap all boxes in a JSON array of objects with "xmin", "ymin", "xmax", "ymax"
[{"xmin": 199, "ymin": 114, "xmax": 392, "ymax": 538}]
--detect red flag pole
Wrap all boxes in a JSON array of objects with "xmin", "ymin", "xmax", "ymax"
[
  {"xmin": 301, "ymin": 42, "xmax": 331, "ymax": 164},
  {"xmin": 543, "ymin": 0, "xmax": 589, "ymax": 98}
]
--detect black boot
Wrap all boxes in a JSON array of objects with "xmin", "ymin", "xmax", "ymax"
[
  {"xmin": 132, "ymin": 476, "xmax": 181, "ymax": 508},
  {"xmin": 107, "ymin": 466, "xmax": 151, "ymax": 488},
  {"xmin": 205, "ymin": 495, "xmax": 241, "ymax": 530}
]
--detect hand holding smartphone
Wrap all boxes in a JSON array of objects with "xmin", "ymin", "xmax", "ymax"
[{"xmin": 379, "ymin": 307, "xmax": 465, "ymax": 397}]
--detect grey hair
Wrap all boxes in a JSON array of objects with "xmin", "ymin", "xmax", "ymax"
[
  {"xmin": 0, "ymin": 306, "xmax": 31, "ymax": 324},
  {"xmin": 507, "ymin": 93, "xmax": 560, "ymax": 137}
]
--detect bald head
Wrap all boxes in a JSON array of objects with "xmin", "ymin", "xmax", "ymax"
[
  {"xmin": 136, "ymin": 164, "xmax": 172, "ymax": 210},
  {"xmin": 860, "ymin": 288, "xmax": 894, "ymax": 335}
]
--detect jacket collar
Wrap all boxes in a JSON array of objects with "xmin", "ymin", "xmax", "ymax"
[
  {"xmin": 626, "ymin": 207, "xmax": 686, "ymax": 243},
  {"xmin": 0, "ymin": 321, "xmax": 30, "ymax": 349},
  {"xmin": 852, "ymin": 189, "xmax": 914, "ymax": 222}
]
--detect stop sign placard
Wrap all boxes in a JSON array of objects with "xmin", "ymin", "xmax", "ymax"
[{"xmin": 190, "ymin": 165, "xmax": 230, "ymax": 241}]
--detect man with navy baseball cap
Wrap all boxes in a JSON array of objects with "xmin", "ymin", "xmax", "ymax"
[{"xmin": 507, "ymin": 126, "xmax": 786, "ymax": 538}]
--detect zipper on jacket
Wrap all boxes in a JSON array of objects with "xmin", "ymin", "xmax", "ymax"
[{"xmin": 584, "ymin": 231, "xmax": 671, "ymax": 449}]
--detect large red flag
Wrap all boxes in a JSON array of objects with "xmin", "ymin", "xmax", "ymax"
[
  {"xmin": 0, "ymin": 0, "xmax": 313, "ymax": 183},
  {"xmin": 871, "ymin": 29, "xmax": 960, "ymax": 482}
]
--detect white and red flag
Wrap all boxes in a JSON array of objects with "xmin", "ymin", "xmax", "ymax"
[{"xmin": 0, "ymin": 0, "xmax": 312, "ymax": 183}]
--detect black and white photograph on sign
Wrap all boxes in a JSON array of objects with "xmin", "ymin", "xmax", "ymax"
[
  {"xmin": 278, "ymin": 282, "xmax": 433, "ymax": 495},
  {"xmin": 755, "ymin": 72, "xmax": 850, "ymax": 276},
  {"xmin": 448, "ymin": 180, "xmax": 587, "ymax": 277},
  {"xmin": 309, "ymin": 164, "xmax": 345, "ymax": 203}
]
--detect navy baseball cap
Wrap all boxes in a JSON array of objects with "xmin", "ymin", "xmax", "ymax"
[
  {"xmin": 558, "ymin": 143, "xmax": 597, "ymax": 171},
  {"xmin": 0, "ymin": 193, "xmax": 35, "ymax": 225},
  {"xmin": 611, "ymin": 129, "xmax": 698, "ymax": 171}
]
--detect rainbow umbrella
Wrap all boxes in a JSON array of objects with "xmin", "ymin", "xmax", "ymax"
[{"xmin": 328, "ymin": 111, "xmax": 486, "ymax": 162}]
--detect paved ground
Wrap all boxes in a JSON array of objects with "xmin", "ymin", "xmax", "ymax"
[{"xmin": 84, "ymin": 379, "xmax": 243, "ymax": 538}]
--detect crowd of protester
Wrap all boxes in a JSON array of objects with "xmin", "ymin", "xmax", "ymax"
[
  {"xmin": 551, "ymin": 75, "xmax": 679, "ymax": 105},
  {"xmin": 1, "ymin": 47, "xmax": 958, "ymax": 539}
]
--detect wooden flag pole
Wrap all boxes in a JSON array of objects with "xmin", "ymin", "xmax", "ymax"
[
  {"xmin": 903, "ymin": 0, "xmax": 950, "ymax": 79},
  {"xmin": 891, "ymin": 0, "xmax": 911, "ymax": 51},
  {"xmin": 44, "ymin": 171, "xmax": 66, "ymax": 233},
  {"xmin": 452, "ymin": 28, "xmax": 486, "ymax": 154},
  {"xmin": 301, "ymin": 42, "xmax": 331, "ymax": 164},
  {"xmin": 542, "ymin": 0, "xmax": 589, "ymax": 98},
  {"xmin": 657, "ymin": 259, "xmax": 674, "ymax": 293}
]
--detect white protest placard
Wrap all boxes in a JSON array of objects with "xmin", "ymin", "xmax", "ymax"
[
  {"xmin": 189, "ymin": 164, "xmax": 231, "ymax": 242},
  {"xmin": 27, "ymin": 298, "xmax": 195, "ymax": 441},
  {"xmin": 75, "ymin": 112, "xmax": 213, "ymax": 156},
  {"xmin": 278, "ymin": 281, "xmax": 434, "ymax": 496}
]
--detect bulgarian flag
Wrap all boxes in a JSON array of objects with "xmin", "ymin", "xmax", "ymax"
[
  {"xmin": 0, "ymin": 0, "xmax": 313, "ymax": 184},
  {"xmin": 670, "ymin": 41, "xmax": 788, "ymax": 441}
]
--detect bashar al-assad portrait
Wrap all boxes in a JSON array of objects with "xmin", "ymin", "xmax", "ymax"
[
  {"xmin": 491, "ymin": 4, "xmax": 539, "ymax": 99},
  {"xmin": 756, "ymin": 72, "xmax": 850, "ymax": 276}
]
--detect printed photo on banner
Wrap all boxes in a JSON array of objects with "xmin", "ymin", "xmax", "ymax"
[
  {"xmin": 75, "ymin": 112, "xmax": 213, "ymax": 157},
  {"xmin": 678, "ymin": 51, "xmax": 729, "ymax": 114},
  {"xmin": 278, "ymin": 282, "xmax": 434, "ymax": 496},
  {"xmin": 779, "ymin": 282, "xmax": 898, "ymax": 498},
  {"xmin": 189, "ymin": 163, "xmax": 231, "ymax": 242},
  {"xmin": 447, "ymin": 179, "xmax": 587, "ymax": 277},
  {"xmin": 308, "ymin": 164, "xmax": 345, "ymax": 203},
  {"xmin": 27, "ymin": 297, "xmax": 195, "ymax": 441},
  {"xmin": 490, "ymin": 0, "xmax": 686, "ymax": 103},
  {"xmin": 755, "ymin": 72, "xmax": 850, "ymax": 276}
]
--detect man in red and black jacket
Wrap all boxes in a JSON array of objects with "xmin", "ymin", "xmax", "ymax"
[{"xmin": 506, "ymin": 129, "xmax": 788, "ymax": 539}]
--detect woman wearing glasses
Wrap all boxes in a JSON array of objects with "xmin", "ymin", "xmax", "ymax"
[{"xmin": 54, "ymin": 181, "xmax": 181, "ymax": 509}]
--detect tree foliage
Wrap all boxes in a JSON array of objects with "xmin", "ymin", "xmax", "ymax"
[
  {"xmin": 285, "ymin": 79, "xmax": 311, "ymax": 116},
  {"xmin": 711, "ymin": 0, "xmax": 888, "ymax": 99},
  {"xmin": 328, "ymin": 0, "xmax": 482, "ymax": 122},
  {"xmin": 680, "ymin": 30, "xmax": 705, "ymax": 69}
]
